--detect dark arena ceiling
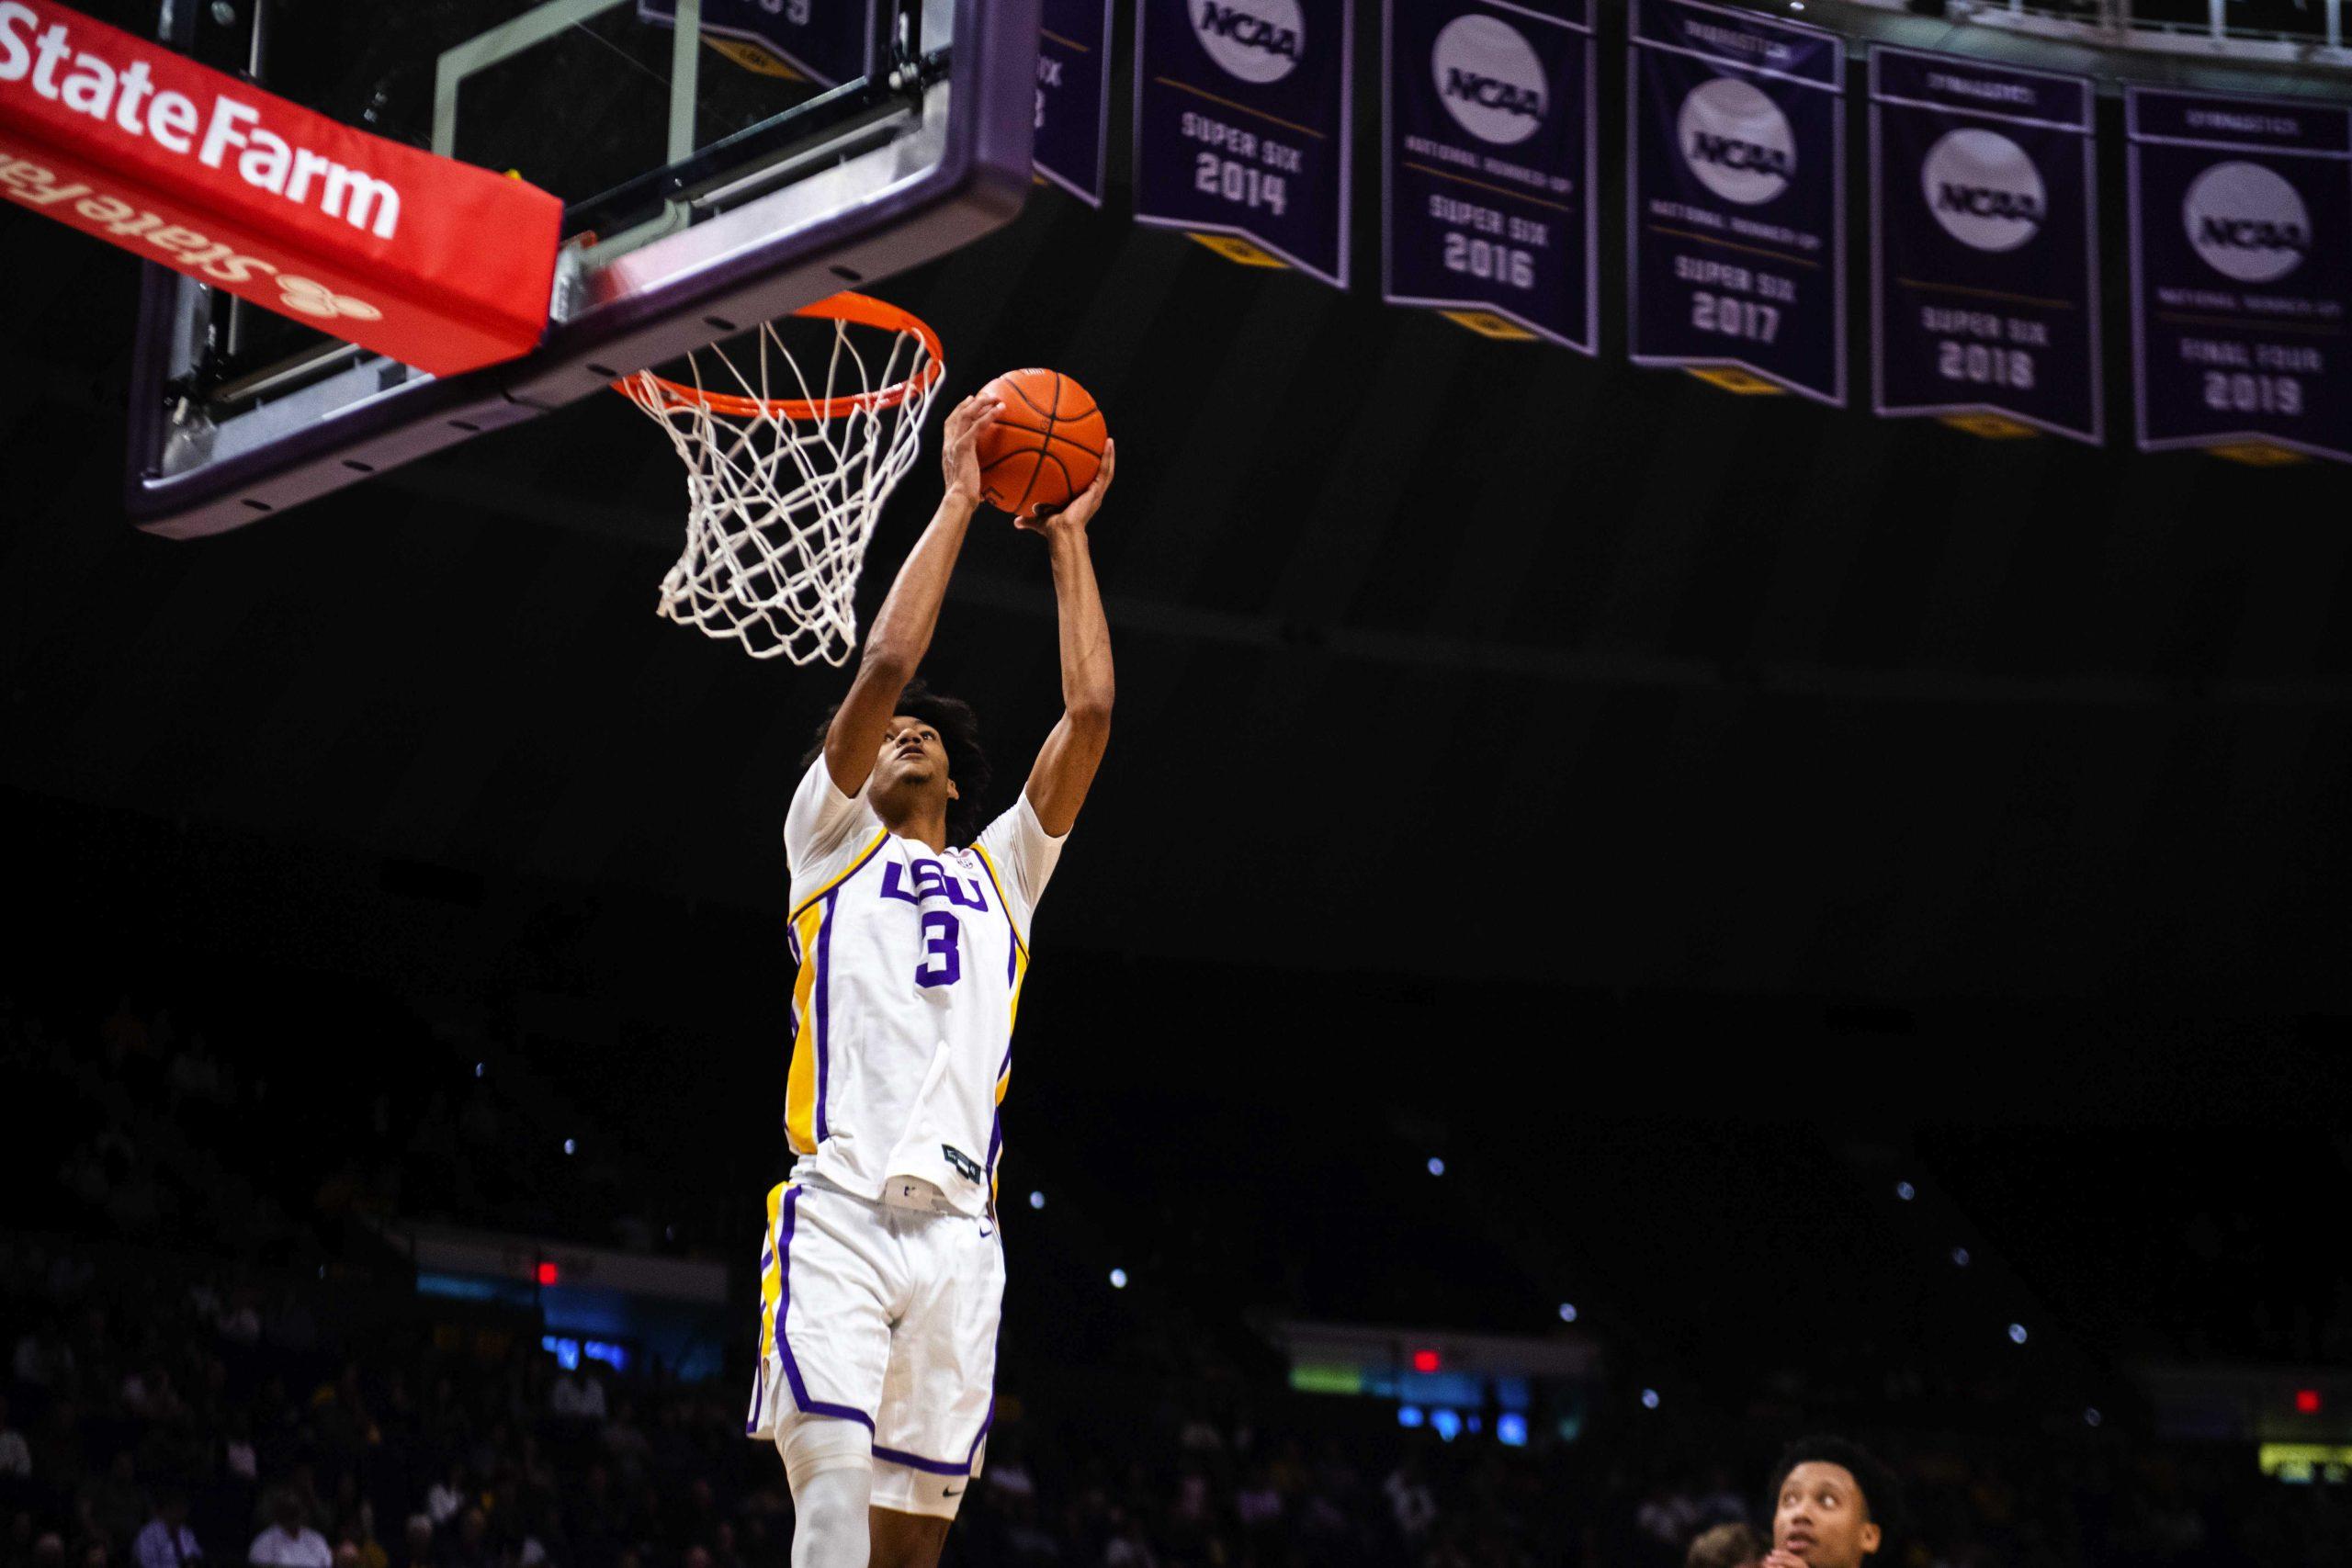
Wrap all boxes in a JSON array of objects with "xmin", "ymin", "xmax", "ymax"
[{"xmin": 6, "ymin": 0, "xmax": 2352, "ymax": 1028}]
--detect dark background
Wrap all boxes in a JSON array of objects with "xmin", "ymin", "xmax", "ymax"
[{"xmin": 5, "ymin": 3, "xmax": 2350, "ymax": 1548}]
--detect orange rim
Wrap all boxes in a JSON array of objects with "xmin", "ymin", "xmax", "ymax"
[{"xmin": 613, "ymin": 292, "xmax": 944, "ymax": 421}]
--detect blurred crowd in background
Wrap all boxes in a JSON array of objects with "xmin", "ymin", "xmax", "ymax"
[{"xmin": 5, "ymin": 987, "xmax": 2349, "ymax": 1568}]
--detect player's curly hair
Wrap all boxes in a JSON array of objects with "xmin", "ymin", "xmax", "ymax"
[
  {"xmin": 802, "ymin": 679, "xmax": 991, "ymax": 846},
  {"xmin": 1765, "ymin": 1436, "xmax": 1903, "ymax": 1552}
]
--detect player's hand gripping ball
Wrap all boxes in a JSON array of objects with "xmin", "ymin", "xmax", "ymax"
[{"xmin": 973, "ymin": 369, "xmax": 1108, "ymax": 519}]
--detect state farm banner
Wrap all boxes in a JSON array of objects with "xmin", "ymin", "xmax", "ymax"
[
  {"xmin": 1036, "ymin": 0, "xmax": 1114, "ymax": 205},
  {"xmin": 1384, "ymin": 0, "xmax": 1596, "ymax": 352},
  {"xmin": 1627, "ymin": 0, "xmax": 1844, "ymax": 402},
  {"xmin": 1134, "ymin": 0, "xmax": 1353, "ymax": 285},
  {"xmin": 636, "ymin": 0, "xmax": 874, "ymax": 86},
  {"xmin": 0, "ymin": 0, "xmax": 560, "ymax": 377},
  {"xmin": 1871, "ymin": 47, "xmax": 2100, "ymax": 443},
  {"xmin": 2127, "ymin": 87, "xmax": 2352, "ymax": 463}
]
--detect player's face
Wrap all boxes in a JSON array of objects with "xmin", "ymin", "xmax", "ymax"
[
  {"xmin": 1772, "ymin": 1463, "xmax": 1878, "ymax": 1568},
  {"xmin": 877, "ymin": 716, "xmax": 952, "ymax": 795}
]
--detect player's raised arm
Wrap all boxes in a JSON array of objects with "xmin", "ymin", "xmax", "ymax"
[
  {"xmin": 1014, "ymin": 439, "xmax": 1117, "ymax": 836},
  {"xmin": 820, "ymin": 392, "xmax": 1001, "ymax": 795}
]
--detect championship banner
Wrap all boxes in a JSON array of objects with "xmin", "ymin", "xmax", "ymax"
[
  {"xmin": 636, "ymin": 0, "xmax": 874, "ymax": 86},
  {"xmin": 0, "ymin": 0, "xmax": 560, "ymax": 377},
  {"xmin": 1384, "ymin": 0, "xmax": 1597, "ymax": 351},
  {"xmin": 1870, "ymin": 47, "xmax": 2099, "ymax": 444},
  {"xmin": 2127, "ymin": 86, "xmax": 2352, "ymax": 465},
  {"xmin": 1627, "ymin": 0, "xmax": 1843, "ymax": 402},
  {"xmin": 1134, "ymin": 0, "xmax": 1353, "ymax": 285},
  {"xmin": 1036, "ymin": 0, "xmax": 1114, "ymax": 205}
]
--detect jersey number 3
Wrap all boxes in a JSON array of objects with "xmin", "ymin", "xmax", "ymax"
[{"xmin": 917, "ymin": 911, "xmax": 962, "ymax": 987}]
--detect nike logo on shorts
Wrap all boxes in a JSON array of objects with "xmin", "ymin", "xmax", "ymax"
[{"xmin": 943, "ymin": 1485, "xmax": 964, "ymax": 1498}]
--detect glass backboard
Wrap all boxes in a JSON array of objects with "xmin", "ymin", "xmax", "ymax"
[{"xmin": 124, "ymin": 0, "xmax": 1037, "ymax": 537}]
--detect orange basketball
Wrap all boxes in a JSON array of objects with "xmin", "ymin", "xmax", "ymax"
[{"xmin": 973, "ymin": 369, "xmax": 1107, "ymax": 518}]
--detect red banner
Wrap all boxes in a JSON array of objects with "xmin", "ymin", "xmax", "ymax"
[{"xmin": 0, "ymin": 0, "xmax": 561, "ymax": 377}]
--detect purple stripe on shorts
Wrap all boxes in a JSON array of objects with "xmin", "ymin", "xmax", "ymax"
[
  {"xmin": 767, "ymin": 1184, "xmax": 989, "ymax": 1472},
  {"xmin": 872, "ymin": 1444, "xmax": 974, "ymax": 1477},
  {"xmin": 772, "ymin": 1187, "xmax": 876, "ymax": 1432}
]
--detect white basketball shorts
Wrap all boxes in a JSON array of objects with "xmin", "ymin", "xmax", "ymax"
[{"xmin": 744, "ymin": 1177, "xmax": 1003, "ymax": 1518}]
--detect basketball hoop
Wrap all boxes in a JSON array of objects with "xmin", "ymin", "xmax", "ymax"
[{"xmin": 615, "ymin": 292, "xmax": 946, "ymax": 665}]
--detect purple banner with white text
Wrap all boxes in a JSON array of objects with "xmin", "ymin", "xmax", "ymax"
[
  {"xmin": 1871, "ymin": 47, "xmax": 2100, "ymax": 443},
  {"xmin": 2127, "ymin": 86, "xmax": 2352, "ymax": 463},
  {"xmin": 1627, "ymin": 0, "xmax": 1844, "ymax": 402},
  {"xmin": 1134, "ymin": 0, "xmax": 1353, "ymax": 286},
  {"xmin": 1384, "ymin": 0, "xmax": 1596, "ymax": 351},
  {"xmin": 1037, "ymin": 0, "xmax": 1115, "ymax": 205}
]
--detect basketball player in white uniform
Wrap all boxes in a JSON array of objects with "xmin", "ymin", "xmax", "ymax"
[{"xmin": 748, "ymin": 390, "xmax": 1115, "ymax": 1568}]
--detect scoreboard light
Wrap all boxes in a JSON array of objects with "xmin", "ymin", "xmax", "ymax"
[
  {"xmin": 2296, "ymin": 1389, "xmax": 2323, "ymax": 1415},
  {"xmin": 536, "ymin": 1261, "xmax": 559, "ymax": 1286},
  {"xmin": 1411, "ymin": 1348, "xmax": 1442, "ymax": 1373}
]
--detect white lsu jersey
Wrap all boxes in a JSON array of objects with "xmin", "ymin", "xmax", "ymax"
[{"xmin": 781, "ymin": 754, "xmax": 1064, "ymax": 1218}]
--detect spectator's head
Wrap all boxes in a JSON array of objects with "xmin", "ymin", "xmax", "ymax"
[
  {"xmin": 1766, "ymin": 1438, "xmax": 1896, "ymax": 1568},
  {"xmin": 33, "ymin": 1532, "xmax": 63, "ymax": 1568},
  {"xmin": 458, "ymin": 1510, "xmax": 485, "ymax": 1551},
  {"xmin": 81, "ymin": 1544, "xmax": 107, "ymax": 1568},
  {"xmin": 272, "ymin": 1494, "xmax": 306, "ymax": 1535},
  {"xmin": 403, "ymin": 1517, "xmax": 433, "ymax": 1562},
  {"xmin": 155, "ymin": 1489, "xmax": 189, "ymax": 1528},
  {"xmin": 1687, "ymin": 1521, "xmax": 1763, "ymax": 1568},
  {"xmin": 333, "ymin": 1542, "xmax": 361, "ymax": 1568},
  {"xmin": 682, "ymin": 1549, "xmax": 710, "ymax": 1568}
]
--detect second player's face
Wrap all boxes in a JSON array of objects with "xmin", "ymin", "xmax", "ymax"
[
  {"xmin": 1772, "ymin": 1463, "xmax": 1878, "ymax": 1568},
  {"xmin": 878, "ymin": 716, "xmax": 947, "ymax": 793}
]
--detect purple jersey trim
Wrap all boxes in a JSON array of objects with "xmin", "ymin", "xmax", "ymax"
[
  {"xmin": 813, "ymin": 892, "xmax": 837, "ymax": 1143},
  {"xmin": 806, "ymin": 835, "xmax": 888, "ymax": 1144}
]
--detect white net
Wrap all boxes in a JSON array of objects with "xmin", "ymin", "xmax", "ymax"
[{"xmin": 617, "ymin": 298, "xmax": 944, "ymax": 665}]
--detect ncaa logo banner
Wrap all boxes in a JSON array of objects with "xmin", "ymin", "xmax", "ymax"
[
  {"xmin": 2127, "ymin": 87, "xmax": 2352, "ymax": 463},
  {"xmin": 1383, "ymin": 0, "xmax": 1596, "ymax": 352},
  {"xmin": 635, "ymin": 1, "xmax": 874, "ymax": 87},
  {"xmin": 1134, "ymin": 0, "xmax": 1353, "ymax": 285},
  {"xmin": 1628, "ymin": 0, "xmax": 1843, "ymax": 402},
  {"xmin": 1036, "ymin": 0, "xmax": 1115, "ymax": 206},
  {"xmin": 1870, "ymin": 48, "xmax": 2099, "ymax": 444}
]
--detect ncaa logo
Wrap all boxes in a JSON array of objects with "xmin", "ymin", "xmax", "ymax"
[
  {"xmin": 1677, "ymin": 76, "xmax": 1794, "ymax": 207},
  {"xmin": 1431, "ymin": 14, "xmax": 1546, "ymax": 148},
  {"xmin": 1191, "ymin": 0, "xmax": 1304, "ymax": 85},
  {"xmin": 1921, "ymin": 128, "xmax": 2044, "ymax": 253},
  {"xmin": 2183, "ymin": 160, "xmax": 2310, "ymax": 284}
]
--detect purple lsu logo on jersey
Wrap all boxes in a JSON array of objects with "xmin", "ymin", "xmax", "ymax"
[
  {"xmin": 878, "ymin": 856, "xmax": 989, "ymax": 911},
  {"xmin": 878, "ymin": 855, "xmax": 989, "ymax": 990}
]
